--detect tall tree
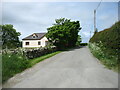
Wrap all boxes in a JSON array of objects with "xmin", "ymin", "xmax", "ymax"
[
  {"xmin": 1, "ymin": 24, "xmax": 21, "ymax": 49},
  {"xmin": 76, "ymin": 35, "xmax": 82, "ymax": 46},
  {"xmin": 46, "ymin": 18, "xmax": 81, "ymax": 49}
]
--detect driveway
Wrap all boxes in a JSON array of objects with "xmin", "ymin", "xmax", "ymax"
[{"xmin": 3, "ymin": 46, "xmax": 118, "ymax": 88}]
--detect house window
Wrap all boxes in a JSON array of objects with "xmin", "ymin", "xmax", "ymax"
[
  {"xmin": 26, "ymin": 42, "xmax": 29, "ymax": 45},
  {"xmin": 33, "ymin": 36, "xmax": 36, "ymax": 38},
  {"xmin": 45, "ymin": 41, "xmax": 49, "ymax": 45},
  {"xmin": 38, "ymin": 41, "xmax": 41, "ymax": 45}
]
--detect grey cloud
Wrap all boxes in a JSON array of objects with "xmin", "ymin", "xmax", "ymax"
[{"xmin": 2, "ymin": 2, "xmax": 118, "ymax": 42}]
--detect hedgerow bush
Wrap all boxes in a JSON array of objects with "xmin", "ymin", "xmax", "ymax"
[
  {"xmin": 79, "ymin": 43, "xmax": 88, "ymax": 46},
  {"xmin": 2, "ymin": 46, "xmax": 58, "ymax": 83},
  {"xmin": 89, "ymin": 21, "xmax": 120, "ymax": 72},
  {"xmin": 90, "ymin": 21, "xmax": 120, "ymax": 52},
  {"xmin": 89, "ymin": 42, "xmax": 118, "ymax": 71},
  {"xmin": 2, "ymin": 53, "xmax": 29, "ymax": 83}
]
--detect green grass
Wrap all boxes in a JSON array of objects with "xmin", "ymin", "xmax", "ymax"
[
  {"xmin": 2, "ymin": 53, "xmax": 29, "ymax": 83},
  {"xmin": 89, "ymin": 21, "xmax": 119, "ymax": 72},
  {"xmin": 88, "ymin": 43, "xmax": 118, "ymax": 72},
  {"xmin": 0, "ymin": 54, "xmax": 2, "ymax": 84},
  {"xmin": 2, "ymin": 51, "xmax": 61, "ymax": 83},
  {"xmin": 28, "ymin": 51, "xmax": 62, "ymax": 67}
]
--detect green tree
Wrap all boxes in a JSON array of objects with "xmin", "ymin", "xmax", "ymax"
[
  {"xmin": 1, "ymin": 24, "xmax": 21, "ymax": 49},
  {"xmin": 0, "ymin": 25, "xmax": 2, "ymax": 47},
  {"xmin": 46, "ymin": 18, "xmax": 81, "ymax": 49},
  {"xmin": 76, "ymin": 35, "xmax": 82, "ymax": 46}
]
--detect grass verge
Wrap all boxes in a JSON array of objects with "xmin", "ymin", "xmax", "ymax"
[
  {"xmin": 28, "ymin": 51, "xmax": 62, "ymax": 67},
  {"xmin": 2, "ymin": 51, "xmax": 61, "ymax": 83},
  {"xmin": 88, "ymin": 43, "xmax": 118, "ymax": 72}
]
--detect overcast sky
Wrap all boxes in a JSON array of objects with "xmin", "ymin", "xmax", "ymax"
[{"xmin": 2, "ymin": 1, "xmax": 118, "ymax": 43}]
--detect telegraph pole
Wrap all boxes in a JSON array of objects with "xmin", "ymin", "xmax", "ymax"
[
  {"xmin": 94, "ymin": 10, "xmax": 96, "ymax": 33},
  {"xmin": 90, "ymin": 31, "xmax": 91, "ymax": 38},
  {"xmin": 93, "ymin": 0, "xmax": 102, "ymax": 33}
]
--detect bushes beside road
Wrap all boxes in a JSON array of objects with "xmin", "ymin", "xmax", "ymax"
[
  {"xmin": 2, "ymin": 46, "xmax": 60, "ymax": 83},
  {"xmin": 90, "ymin": 21, "xmax": 120, "ymax": 51},
  {"xmin": 79, "ymin": 43, "xmax": 88, "ymax": 46},
  {"xmin": 89, "ymin": 21, "xmax": 120, "ymax": 72},
  {"xmin": 89, "ymin": 42, "xmax": 118, "ymax": 71},
  {"xmin": 2, "ymin": 53, "xmax": 28, "ymax": 82}
]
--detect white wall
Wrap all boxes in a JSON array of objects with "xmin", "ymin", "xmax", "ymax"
[{"xmin": 22, "ymin": 36, "xmax": 48, "ymax": 48}]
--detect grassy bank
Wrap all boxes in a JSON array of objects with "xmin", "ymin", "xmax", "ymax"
[
  {"xmin": 89, "ymin": 21, "xmax": 119, "ymax": 72},
  {"xmin": 2, "ymin": 51, "xmax": 61, "ymax": 83},
  {"xmin": 89, "ymin": 42, "xmax": 118, "ymax": 72},
  {"xmin": 28, "ymin": 51, "xmax": 61, "ymax": 67},
  {"xmin": 0, "ymin": 54, "xmax": 2, "ymax": 85}
]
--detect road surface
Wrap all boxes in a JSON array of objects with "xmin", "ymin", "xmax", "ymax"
[{"xmin": 3, "ymin": 46, "xmax": 118, "ymax": 88}]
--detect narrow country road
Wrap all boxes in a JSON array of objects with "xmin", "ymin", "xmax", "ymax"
[{"xmin": 3, "ymin": 46, "xmax": 118, "ymax": 88}]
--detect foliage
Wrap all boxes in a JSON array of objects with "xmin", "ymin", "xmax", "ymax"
[
  {"xmin": 2, "ymin": 47, "xmax": 61, "ymax": 83},
  {"xmin": 0, "ymin": 25, "xmax": 1, "ymax": 45},
  {"xmin": 89, "ymin": 42, "xmax": 118, "ymax": 72},
  {"xmin": 0, "ymin": 54, "xmax": 2, "ymax": 84},
  {"xmin": 89, "ymin": 21, "xmax": 120, "ymax": 72},
  {"xmin": 28, "ymin": 51, "xmax": 61, "ymax": 67},
  {"xmin": 79, "ymin": 43, "xmax": 88, "ymax": 46},
  {"xmin": 90, "ymin": 21, "xmax": 120, "ymax": 52},
  {"xmin": 46, "ymin": 18, "xmax": 81, "ymax": 49},
  {"xmin": 76, "ymin": 35, "xmax": 82, "ymax": 46},
  {"xmin": 1, "ymin": 24, "xmax": 21, "ymax": 49},
  {"xmin": 2, "ymin": 53, "xmax": 28, "ymax": 83}
]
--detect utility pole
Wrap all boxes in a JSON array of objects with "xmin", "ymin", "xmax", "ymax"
[
  {"xmin": 93, "ymin": 0, "xmax": 102, "ymax": 34},
  {"xmin": 90, "ymin": 31, "xmax": 91, "ymax": 38},
  {"xmin": 94, "ymin": 10, "xmax": 96, "ymax": 33}
]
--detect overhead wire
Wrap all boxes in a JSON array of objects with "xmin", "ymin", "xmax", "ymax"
[{"xmin": 95, "ymin": 0, "xmax": 102, "ymax": 10}]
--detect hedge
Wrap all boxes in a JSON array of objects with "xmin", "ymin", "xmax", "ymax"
[{"xmin": 89, "ymin": 21, "xmax": 120, "ymax": 56}]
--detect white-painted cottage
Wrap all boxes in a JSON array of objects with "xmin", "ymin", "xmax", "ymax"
[{"xmin": 22, "ymin": 33, "xmax": 49, "ymax": 48}]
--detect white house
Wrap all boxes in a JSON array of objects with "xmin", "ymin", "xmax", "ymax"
[{"xmin": 22, "ymin": 33, "xmax": 49, "ymax": 48}]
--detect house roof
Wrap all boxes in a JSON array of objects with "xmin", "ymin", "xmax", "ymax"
[{"xmin": 22, "ymin": 33, "xmax": 46, "ymax": 40}]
